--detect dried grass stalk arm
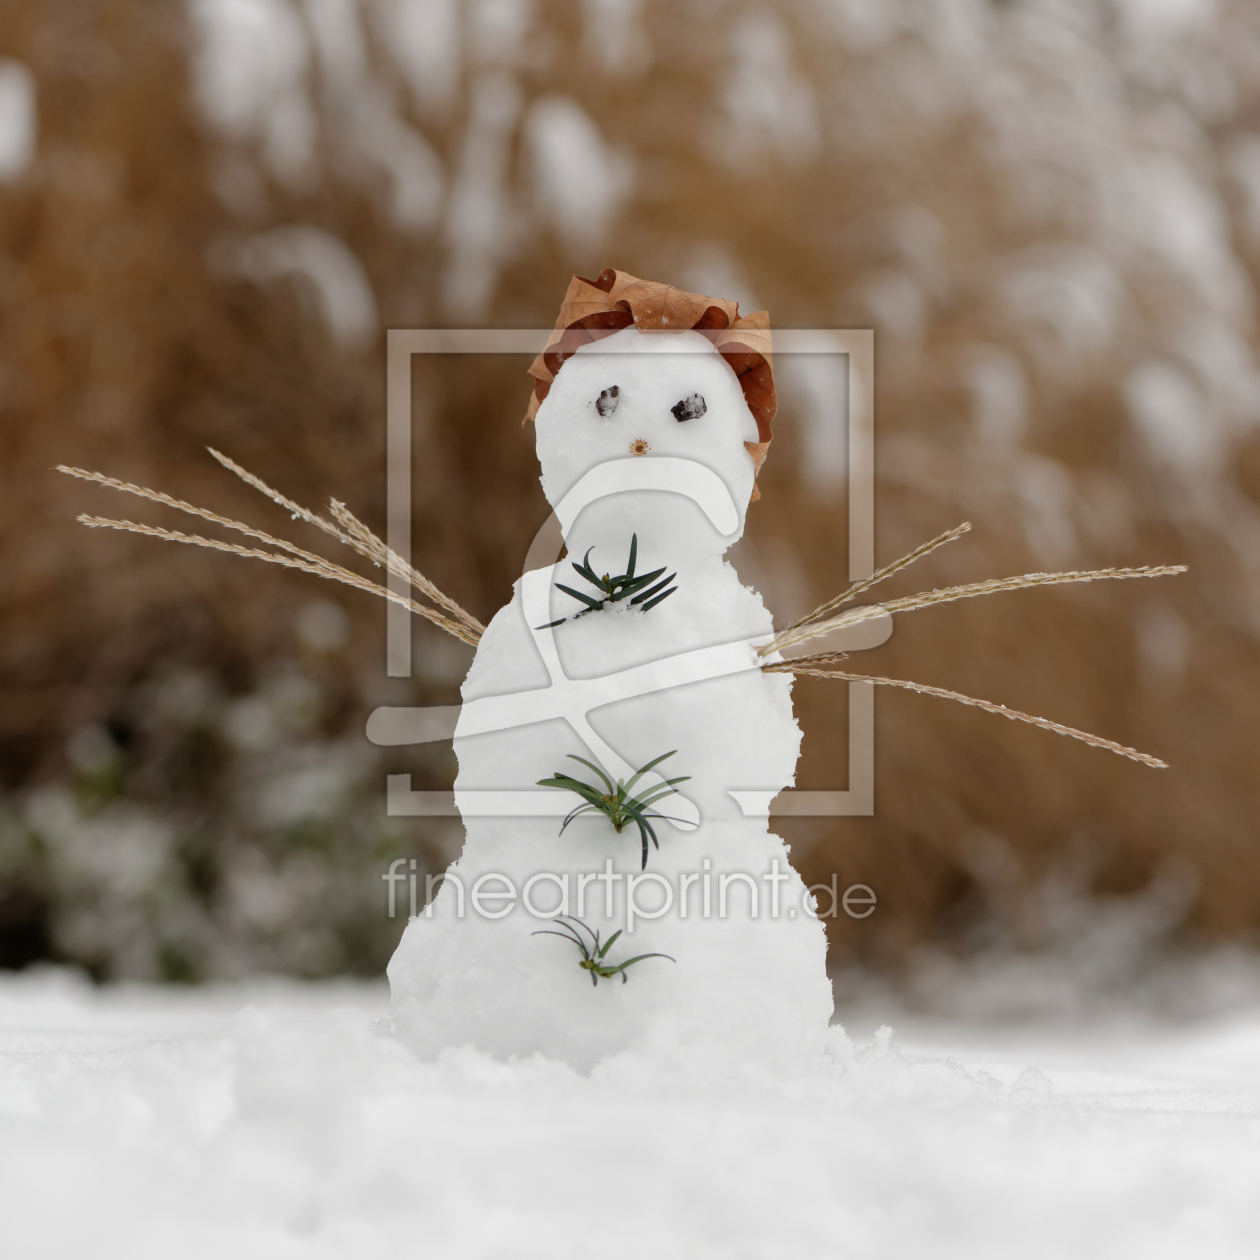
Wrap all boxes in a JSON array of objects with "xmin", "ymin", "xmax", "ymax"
[
  {"xmin": 57, "ymin": 464, "xmax": 339, "ymax": 570},
  {"xmin": 208, "ymin": 448, "xmax": 484, "ymax": 636},
  {"xmin": 206, "ymin": 447, "xmax": 347, "ymax": 540},
  {"xmin": 77, "ymin": 515, "xmax": 480, "ymax": 646},
  {"xmin": 772, "ymin": 521, "xmax": 972, "ymax": 647},
  {"xmin": 764, "ymin": 662, "xmax": 1168, "ymax": 769},
  {"xmin": 325, "ymin": 497, "xmax": 484, "ymax": 635},
  {"xmin": 766, "ymin": 564, "xmax": 1189, "ymax": 656},
  {"xmin": 60, "ymin": 456, "xmax": 484, "ymax": 642}
]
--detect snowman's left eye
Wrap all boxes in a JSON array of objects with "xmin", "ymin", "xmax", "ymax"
[{"xmin": 671, "ymin": 394, "xmax": 707, "ymax": 422}]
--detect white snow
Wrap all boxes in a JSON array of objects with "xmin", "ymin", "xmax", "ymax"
[
  {"xmin": 375, "ymin": 0, "xmax": 462, "ymax": 110},
  {"xmin": 779, "ymin": 351, "xmax": 850, "ymax": 497},
  {"xmin": 525, "ymin": 95, "xmax": 632, "ymax": 251},
  {"xmin": 441, "ymin": 72, "xmax": 521, "ymax": 320},
  {"xmin": 0, "ymin": 58, "xmax": 36, "ymax": 181},
  {"xmin": 710, "ymin": 11, "xmax": 820, "ymax": 167},
  {"xmin": 190, "ymin": 0, "xmax": 445, "ymax": 230},
  {"xmin": 188, "ymin": 0, "xmax": 317, "ymax": 184},
  {"xmin": 1125, "ymin": 357, "xmax": 1225, "ymax": 480},
  {"xmin": 211, "ymin": 225, "xmax": 379, "ymax": 351},
  {"xmin": 580, "ymin": 0, "xmax": 651, "ymax": 76},
  {"xmin": 4, "ymin": 969, "xmax": 1260, "ymax": 1258}
]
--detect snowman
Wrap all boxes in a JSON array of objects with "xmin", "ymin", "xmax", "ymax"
[
  {"xmin": 62, "ymin": 271, "xmax": 1176, "ymax": 1069},
  {"xmin": 64, "ymin": 279, "xmax": 1181, "ymax": 1052},
  {"xmin": 387, "ymin": 270, "xmax": 834, "ymax": 1072}
]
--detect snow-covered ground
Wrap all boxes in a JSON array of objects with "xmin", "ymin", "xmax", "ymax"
[{"xmin": 2, "ymin": 969, "xmax": 1258, "ymax": 1259}]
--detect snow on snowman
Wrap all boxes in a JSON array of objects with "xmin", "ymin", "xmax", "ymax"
[
  {"xmin": 388, "ymin": 268, "xmax": 834, "ymax": 1072},
  {"xmin": 62, "ymin": 267, "xmax": 1184, "ymax": 1076}
]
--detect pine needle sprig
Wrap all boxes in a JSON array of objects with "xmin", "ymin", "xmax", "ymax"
[
  {"xmin": 537, "ymin": 750, "xmax": 690, "ymax": 869},
  {"xmin": 539, "ymin": 533, "xmax": 677, "ymax": 628},
  {"xmin": 532, "ymin": 915, "xmax": 675, "ymax": 987},
  {"xmin": 765, "ymin": 660, "xmax": 1169, "ymax": 768}
]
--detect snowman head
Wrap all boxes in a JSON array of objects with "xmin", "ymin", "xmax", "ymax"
[
  {"xmin": 527, "ymin": 270, "xmax": 777, "ymax": 557},
  {"xmin": 534, "ymin": 326, "xmax": 759, "ymax": 524}
]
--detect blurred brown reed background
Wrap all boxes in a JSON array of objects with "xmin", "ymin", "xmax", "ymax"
[{"xmin": 2, "ymin": 0, "xmax": 1259, "ymax": 1002}]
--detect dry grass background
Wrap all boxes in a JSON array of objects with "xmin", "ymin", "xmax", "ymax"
[{"xmin": 2, "ymin": 0, "xmax": 1259, "ymax": 997}]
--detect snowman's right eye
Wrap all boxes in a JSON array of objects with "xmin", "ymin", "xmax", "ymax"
[
  {"xmin": 595, "ymin": 386, "xmax": 620, "ymax": 417},
  {"xmin": 671, "ymin": 393, "xmax": 707, "ymax": 422}
]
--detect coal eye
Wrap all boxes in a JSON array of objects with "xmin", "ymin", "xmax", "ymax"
[
  {"xmin": 595, "ymin": 386, "xmax": 620, "ymax": 417},
  {"xmin": 671, "ymin": 393, "xmax": 706, "ymax": 422}
]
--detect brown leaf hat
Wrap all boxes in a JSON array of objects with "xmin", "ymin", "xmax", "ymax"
[{"xmin": 524, "ymin": 267, "xmax": 776, "ymax": 501}]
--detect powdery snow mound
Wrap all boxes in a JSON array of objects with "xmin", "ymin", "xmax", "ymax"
[{"xmin": 4, "ymin": 971, "xmax": 1260, "ymax": 1259}]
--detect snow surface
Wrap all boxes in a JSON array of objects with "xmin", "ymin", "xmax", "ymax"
[{"xmin": 4, "ymin": 969, "xmax": 1260, "ymax": 1259}]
